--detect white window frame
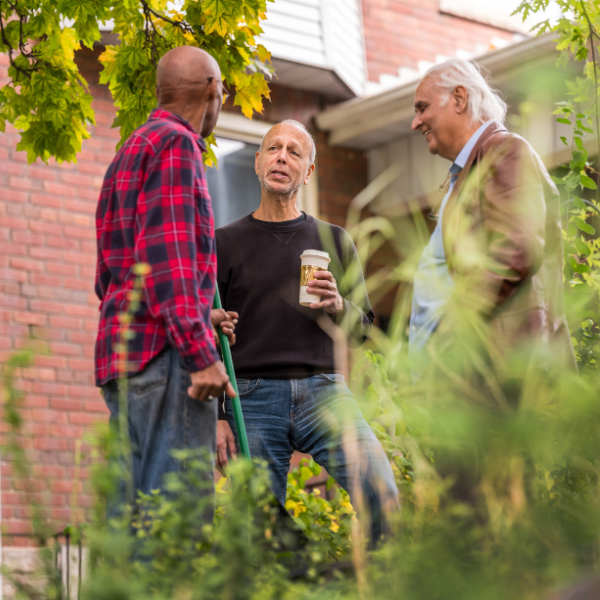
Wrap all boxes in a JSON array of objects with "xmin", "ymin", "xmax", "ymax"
[{"xmin": 213, "ymin": 112, "xmax": 320, "ymax": 217}]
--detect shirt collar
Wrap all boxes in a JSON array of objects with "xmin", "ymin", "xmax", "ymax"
[
  {"xmin": 453, "ymin": 120, "xmax": 494, "ymax": 170},
  {"xmin": 149, "ymin": 108, "xmax": 207, "ymax": 152}
]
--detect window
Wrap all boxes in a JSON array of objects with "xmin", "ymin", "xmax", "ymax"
[{"xmin": 206, "ymin": 137, "xmax": 262, "ymax": 228}]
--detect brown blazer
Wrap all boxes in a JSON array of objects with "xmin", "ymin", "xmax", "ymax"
[{"xmin": 440, "ymin": 122, "xmax": 577, "ymax": 376}]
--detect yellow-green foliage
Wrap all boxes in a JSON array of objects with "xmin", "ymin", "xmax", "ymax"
[{"xmin": 0, "ymin": 0, "xmax": 272, "ymax": 164}]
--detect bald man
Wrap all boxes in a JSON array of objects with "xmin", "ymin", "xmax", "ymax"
[
  {"xmin": 95, "ymin": 46, "xmax": 236, "ymax": 513},
  {"xmin": 215, "ymin": 120, "xmax": 399, "ymax": 543}
]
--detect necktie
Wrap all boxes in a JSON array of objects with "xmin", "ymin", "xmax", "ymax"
[{"xmin": 429, "ymin": 163, "xmax": 463, "ymax": 221}]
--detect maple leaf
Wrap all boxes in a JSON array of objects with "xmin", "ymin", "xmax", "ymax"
[
  {"xmin": 203, "ymin": 0, "xmax": 238, "ymax": 36},
  {"xmin": 233, "ymin": 71, "xmax": 270, "ymax": 118}
]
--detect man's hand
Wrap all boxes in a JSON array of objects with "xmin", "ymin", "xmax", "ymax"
[
  {"xmin": 188, "ymin": 361, "xmax": 236, "ymax": 402},
  {"xmin": 216, "ymin": 420, "xmax": 237, "ymax": 476},
  {"xmin": 307, "ymin": 271, "xmax": 344, "ymax": 315},
  {"xmin": 210, "ymin": 309, "xmax": 239, "ymax": 346}
]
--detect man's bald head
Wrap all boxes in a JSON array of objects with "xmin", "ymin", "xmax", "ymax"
[
  {"xmin": 156, "ymin": 46, "xmax": 220, "ymax": 108},
  {"xmin": 156, "ymin": 46, "xmax": 224, "ymax": 137}
]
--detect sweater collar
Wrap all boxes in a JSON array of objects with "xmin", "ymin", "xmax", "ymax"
[{"xmin": 246, "ymin": 212, "xmax": 314, "ymax": 233}]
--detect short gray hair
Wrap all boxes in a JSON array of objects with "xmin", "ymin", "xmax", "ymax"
[
  {"xmin": 259, "ymin": 120, "xmax": 316, "ymax": 164},
  {"xmin": 423, "ymin": 58, "xmax": 507, "ymax": 125}
]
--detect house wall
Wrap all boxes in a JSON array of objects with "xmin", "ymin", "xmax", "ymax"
[
  {"xmin": 362, "ymin": 0, "xmax": 515, "ymax": 84},
  {"xmin": 0, "ymin": 46, "xmax": 367, "ymax": 544}
]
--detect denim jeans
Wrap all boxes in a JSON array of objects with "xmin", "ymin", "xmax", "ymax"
[
  {"xmin": 224, "ymin": 374, "xmax": 399, "ymax": 541},
  {"xmin": 102, "ymin": 347, "xmax": 217, "ymax": 516}
]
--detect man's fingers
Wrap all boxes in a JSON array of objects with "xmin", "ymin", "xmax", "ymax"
[
  {"xmin": 217, "ymin": 445, "xmax": 229, "ymax": 470},
  {"xmin": 225, "ymin": 381, "xmax": 236, "ymax": 397},
  {"xmin": 215, "ymin": 460, "xmax": 226, "ymax": 477},
  {"xmin": 227, "ymin": 433, "xmax": 237, "ymax": 460},
  {"xmin": 188, "ymin": 384, "xmax": 210, "ymax": 402}
]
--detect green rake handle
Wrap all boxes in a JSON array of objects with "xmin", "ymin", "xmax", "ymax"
[{"xmin": 212, "ymin": 287, "xmax": 251, "ymax": 460}]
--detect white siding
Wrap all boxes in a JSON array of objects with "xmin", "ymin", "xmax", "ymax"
[{"xmin": 258, "ymin": 0, "xmax": 366, "ymax": 96}]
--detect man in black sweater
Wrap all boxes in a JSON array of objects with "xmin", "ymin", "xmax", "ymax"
[{"xmin": 215, "ymin": 120, "xmax": 398, "ymax": 541}]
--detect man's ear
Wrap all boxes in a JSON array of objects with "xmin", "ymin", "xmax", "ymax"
[
  {"xmin": 304, "ymin": 163, "xmax": 315, "ymax": 185},
  {"xmin": 155, "ymin": 86, "xmax": 160, "ymax": 101},
  {"xmin": 255, "ymin": 150, "xmax": 260, "ymax": 176},
  {"xmin": 453, "ymin": 85, "xmax": 469, "ymax": 114}
]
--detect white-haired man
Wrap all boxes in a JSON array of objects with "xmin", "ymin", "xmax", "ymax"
[
  {"xmin": 214, "ymin": 120, "xmax": 398, "ymax": 542},
  {"xmin": 410, "ymin": 60, "xmax": 576, "ymax": 397}
]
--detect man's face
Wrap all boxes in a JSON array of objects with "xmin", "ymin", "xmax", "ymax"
[
  {"xmin": 411, "ymin": 77, "xmax": 458, "ymax": 161},
  {"xmin": 255, "ymin": 124, "xmax": 313, "ymax": 195}
]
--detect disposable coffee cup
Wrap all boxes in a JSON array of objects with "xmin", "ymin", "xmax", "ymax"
[{"xmin": 299, "ymin": 250, "xmax": 331, "ymax": 307}]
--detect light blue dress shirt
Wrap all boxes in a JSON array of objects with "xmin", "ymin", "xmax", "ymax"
[{"xmin": 409, "ymin": 121, "xmax": 494, "ymax": 369}]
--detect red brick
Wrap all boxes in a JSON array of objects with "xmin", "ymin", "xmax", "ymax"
[
  {"xmin": 34, "ymin": 437, "xmax": 69, "ymax": 451},
  {"xmin": 23, "ymin": 394, "xmax": 49, "ymax": 408},
  {"xmin": 0, "ymin": 241, "xmax": 27, "ymax": 256},
  {"xmin": 31, "ymin": 193, "xmax": 62, "ymax": 208},
  {"xmin": 47, "ymin": 262, "xmax": 77, "ymax": 276},
  {"xmin": 32, "ymin": 382, "xmax": 69, "ymax": 397},
  {"xmin": 31, "ymin": 273, "xmax": 62, "ymax": 287},
  {"xmin": 1, "ymin": 189, "xmax": 28, "ymax": 203},
  {"xmin": 51, "ymin": 398, "xmax": 83, "ymax": 411},
  {"xmin": 49, "ymin": 342, "xmax": 80, "ymax": 356},
  {"xmin": 0, "ymin": 294, "xmax": 27, "ymax": 309},
  {"xmin": 46, "ymin": 235, "xmax": 79, "ymax": 250},
  {"xmin": 0, "ymin": 216, "xmax": 28, "ymax": 229},
  {"xmin": 51, "ymin": 425, "xmax": 84, "ymax": 438},
  {"xmin": 9, "ymin": 176, "xmax": 40, "ymax": 190},
  {"xmin": 34, "ymin": 355, "xmax": 67, "ymax": 369},
  {"xmin": 42, "ymin": 181, "xmax": 79, "ymax": 197},
  {"xmin": 0, "ymin": 267, "xmax": 27, "ymax": 282},
  {"xmin": 14, "ymin": 311, "xmax": 47, "ymax": 326},
  {"xmin": 21, "ymin": 367, "xmax": 56, "ymax": 381},
  {"xmin": 30, "ymin": 220, "xmax": 60, "ymax": 235},
  {"xmin": 68, "ymin": 358, "xmax": 94, "ymax": 371},
  {"xmin": 29, "ymin": 300, "xmax": 64, "ymax": 314},
  {"xmin": 30, "ymin": 246, "xmax": 62, "ymax": 261},
  {"xmin": 69, "ymin": 412, "xmax": 103, "ymax": 425},
  {"xmin": 5, "ymin": 520, "xmax": 33, "ymax": 534}
]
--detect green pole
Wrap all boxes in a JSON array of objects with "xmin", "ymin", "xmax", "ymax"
[{"xmin": 212, "ymin": 287, "xmax": 251, "ymax": 460}]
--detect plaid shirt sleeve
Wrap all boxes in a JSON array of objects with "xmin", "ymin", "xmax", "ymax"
[{"xmin": 133, "ymin": 132, "xmax": 220, "ymax": 372}]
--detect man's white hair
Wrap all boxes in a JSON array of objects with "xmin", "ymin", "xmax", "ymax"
[
  {"xmin": 423, "ymin": 58, "xmax": 507, "ymax": 125},
  {"xmin": 259, "ymin": 119, "xmax": 316, "ymax": 164}
]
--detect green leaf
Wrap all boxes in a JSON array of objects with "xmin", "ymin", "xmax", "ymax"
[
  {"xmin": 557, "ymin": 117, "xmax": 572, "ymax": 125},
  {"xmin": 560, "ymin": 136, "xmax": 568, "ymax": 145},
  {"xmin": 580, "ymin": 174, "xmax": 598, "ymax": 190},
  {"xmin": 574, "ymin": 263, "xmax": 591, "ymax": 274},
  {"xmin": 573, "ymin": 216, "xmax": 595, "ymax": 235},
  {"xmin": 574, "ymin": 238, "xmax": 592, "ymax": 256}
]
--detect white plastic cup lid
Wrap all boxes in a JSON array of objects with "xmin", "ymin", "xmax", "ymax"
[{"xmin": 300, "ymin": 249, "xmax": 331, "ymax": 262}]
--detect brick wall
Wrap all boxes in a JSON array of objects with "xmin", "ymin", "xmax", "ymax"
[
  {"xmin": 362, "ymin": 0, "xmax": 514, "ymax": 83},
  {"xmin": 0, "ymin": 48, "xmax": 116, "ymax": 544}
]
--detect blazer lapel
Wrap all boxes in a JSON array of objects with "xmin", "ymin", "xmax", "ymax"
[{"xmin": 441, "ymin": 121, "xmax": 508, "ymax": 263}]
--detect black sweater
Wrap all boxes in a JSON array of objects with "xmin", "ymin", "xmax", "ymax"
[{"xmin": 215, "ymin": 213, "xmax": 374, "ymax": 382}]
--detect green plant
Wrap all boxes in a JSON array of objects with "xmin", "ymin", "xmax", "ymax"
[{"xmin": 0, "ymin": 0, "xmax": 272, "ymax": 164}]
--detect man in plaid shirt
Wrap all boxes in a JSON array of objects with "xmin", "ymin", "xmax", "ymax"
[{"xmin": 95, "ymin": 46, "xmax": 235, "ymax": 511}]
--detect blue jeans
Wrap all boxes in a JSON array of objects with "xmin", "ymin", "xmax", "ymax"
[
  {"xmin": 103, "ymin": 347, "xmax": 217, "ymax": 515},
  {"xmin": 224, "ymin": 374, "xmax": 399, "ymax": 541}
]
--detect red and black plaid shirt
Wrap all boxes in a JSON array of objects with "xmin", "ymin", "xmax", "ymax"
[{"xmin": 94, "ymin": 108, "xmax": 219, "ymax": 387}]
